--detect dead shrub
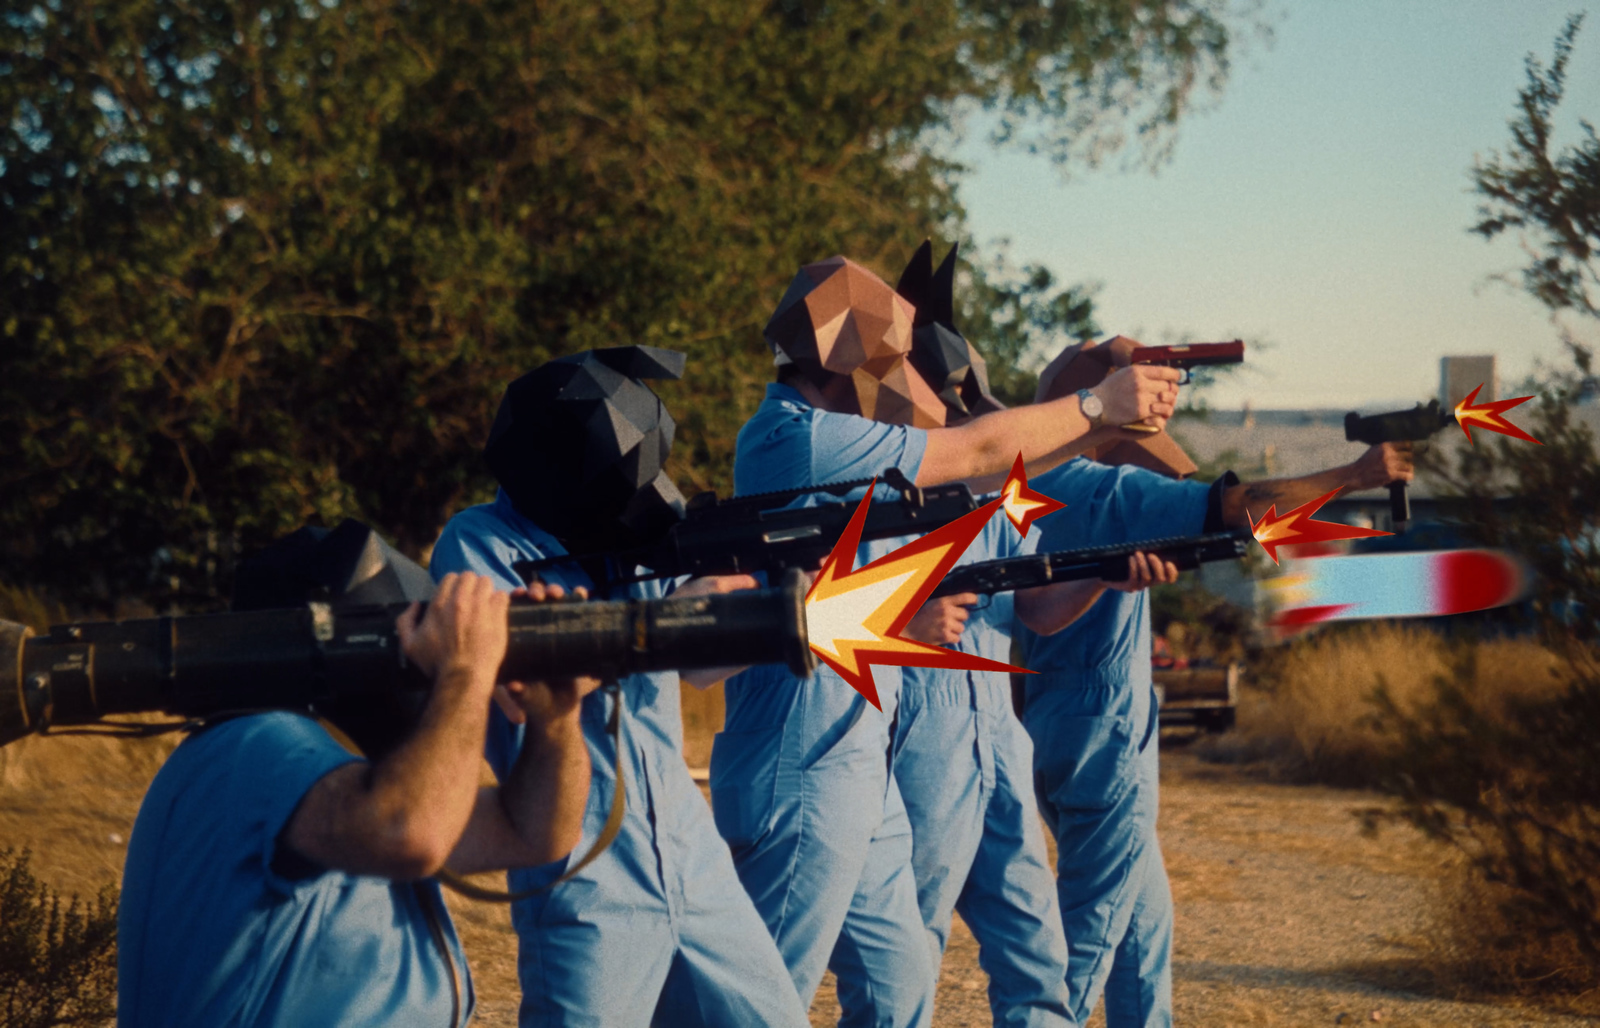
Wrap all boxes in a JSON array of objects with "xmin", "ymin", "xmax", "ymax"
[
  {"xmin": 1426, "ymin": 861, "xmax": 1600, "ymax": 1005},
  {"xmin": 0, "ymin": 585, "xmax": 67, "ymax": 636},
  {"xmin": 0, "ymin": 848, "xmax": 117, "ymax": 1028},
  {"xmin": 1195, "ymin": 623, "xmax": 1567, "ymax": 785},
  {"xmin": 1373, "ymin": 645, "xmax": 1600, "ymax": 993}
]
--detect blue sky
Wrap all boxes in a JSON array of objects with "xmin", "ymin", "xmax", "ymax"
[{"xmin": 956, "ymin": 1, "xmax": 1600, "ymax": 410}]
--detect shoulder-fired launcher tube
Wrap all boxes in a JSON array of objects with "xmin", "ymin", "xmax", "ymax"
[{"xmin": 0, "ymin": 571, "xmax": 813, "ymax": 749}]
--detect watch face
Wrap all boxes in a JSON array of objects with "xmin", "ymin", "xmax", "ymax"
[{"xmin": 1079, "ymin": 390, "xmax": 1104, "ymax": 419}]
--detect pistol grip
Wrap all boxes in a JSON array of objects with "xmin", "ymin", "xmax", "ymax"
[{"xmin": 1388, "ymin": 481, "xmax": 1410, "ymax": 528}]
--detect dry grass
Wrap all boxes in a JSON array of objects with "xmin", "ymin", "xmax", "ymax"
[
  {"xmin": 0, "ymin": 582, "xmax": 69, "ymax": 634},
  {"xmin": 1198, "ymin": 622, "xmax": 1600, "ymax": 1012},
  {"xmin": 1198, "ymin": 623, "xmax": 1571, "ymax": 785}
]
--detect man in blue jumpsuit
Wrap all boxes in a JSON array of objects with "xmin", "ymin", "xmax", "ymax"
[
  {"xmin": 1016, "ymin": 338, "xmax": 1415, "ymax": 1028},
  {"xmin": 119, "ymin": 529, "xmax": 595, "ymax": 1028},
  {"xmin": 431, "ymin": 347, "xmax": 810, "ymax": 1028},
  {"xmin": 716, "ymin": 255, "xmax": 1183, "ymax": 1027},
  {"xmin": 886, "ymin": 245, "xmax": 1177, "ymax": 1028}
]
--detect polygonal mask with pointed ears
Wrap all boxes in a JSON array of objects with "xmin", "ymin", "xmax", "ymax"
[
  {"xmin": 895, "ymin": 240, "xmax": 1005, "ymax": 422},
  {"xmin": 763, "ymin": 255, "xmax": 949, "ymax": 428},
  {"xmin": 485, "ymin": 346, "xmax": 688, "ymax": 554}
]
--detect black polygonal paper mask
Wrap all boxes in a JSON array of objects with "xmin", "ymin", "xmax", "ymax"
[
  {"xmin": 232, "ymin": 519, "xmax": 435, "ymax": 612},
  {"xmin": 896, "ymin": 241, "xmax": 1003, "ymax": 419},
  {"xmin": 231, "ymin": 519, "xmax": 437, "ymax": 759},
  {"xmin": 484, "ymin": 346, "xmax": 688, "ymax": 554}
]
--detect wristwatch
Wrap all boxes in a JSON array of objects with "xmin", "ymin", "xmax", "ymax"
[{"xmin": 1076, "ymin": 388, "xmax": 1105, "ymax": 428}]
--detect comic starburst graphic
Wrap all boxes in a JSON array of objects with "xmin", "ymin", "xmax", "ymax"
[
  {"xmin": 805, "ymin": 484, "xmax": 1029, "ymax": 708},
  {"xmin": 1249, "ymin": 489, "xmax": 1393, "ymax": 565}
]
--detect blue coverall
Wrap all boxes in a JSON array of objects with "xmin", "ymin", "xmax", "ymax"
[
  {"xmin": 431, "ymin": 492, "xmax": 809, "ymax": 1028},
  {"xmin": 119, "ymin": 712, "xmax": 475, "ymax": 1027},
  {"xmin": 1013, "ymin": 458, "xmax": 1213, "ymax": 1028},
  {"xmin": 894, "ymin": 513, "xmax": 1074, "ymax": 1027},
  {"xmin": 713, "ymin": 382, "xmax": 937, "ymax": 1028}
]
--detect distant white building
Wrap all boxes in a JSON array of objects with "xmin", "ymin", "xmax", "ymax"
[{"xmin": 1439, "ymin": 354, "xmax": 1496, "ymax": 409}]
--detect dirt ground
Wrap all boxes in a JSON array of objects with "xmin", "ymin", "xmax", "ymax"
[{"xmin": 4, "ymin": 714, "xmax": 1596, "ymax": 1026}]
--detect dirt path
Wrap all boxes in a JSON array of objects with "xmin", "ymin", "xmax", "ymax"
[
  {"xmin": 5, "ymin": 734, "xmax": 1594, "ymax": 1026},
  {"xmin": 807, "ymin": 747, "xmax": 1595, "ymax": 1027}
]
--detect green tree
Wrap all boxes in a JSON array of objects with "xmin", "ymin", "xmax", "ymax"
[{"xmin": 2, "ymin": 0, "xmax": 1241, "ymax": 608}]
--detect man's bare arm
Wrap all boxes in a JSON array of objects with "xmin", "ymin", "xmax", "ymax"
[
  {"xmin": 446, "ymin": 685, "xmax": 593, "ymax": 874},
  {"xmin": 917, "ymin": 365, "xmax": 1182, "ymax": 489},
  {"xmin": 282, "ymin": 574, "xmax": 508, "ymax": 880},
  {"xmin": 446, "ymin": 583, "xmax": 604, "ymax": 874},
  {"xmin": 1218, "ymin": 443, "xmax": 1414, "ymax": 528}
]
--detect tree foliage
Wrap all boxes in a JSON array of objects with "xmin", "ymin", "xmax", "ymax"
[
  {"xmin": 0, "ymin": 849, "xmax": 118, "ymax": 1028},
  {"xmin": 1, "ymin": 0, "xmax": 1239, "ymax": 608},
  {"xmin": 1472, "ymin": 13, "xmax": 1600, "ymax": 319},
  {"xmin": 1370, "ymin": 19, "xmax": 1600, "ymax": 992},
  {"xmin": 1426, "ymin": 343, "xmax": 1600, "ymax": 642}
]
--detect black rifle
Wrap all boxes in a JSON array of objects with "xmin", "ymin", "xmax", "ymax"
[
  {"xmin": 514, "ymin": 468, "xmax": 979, "ymax": 588},
  {"xmin": 0, "ymin": 571, "xmax": 812, "ymax": 749},
  {"xmin": 930, "ymin": 530, "xmax": 1251, "ymax": 597},
  {"xmin": 1343, "ymin": 401, "xmax": 1455, "ymax": 527}
]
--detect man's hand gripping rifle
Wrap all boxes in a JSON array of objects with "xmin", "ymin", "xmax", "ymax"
[
  {"xmin": 931, "ymin": 529, "xmax": 1252, "ymax": 598},
  {"xmin": 513, "ymin": 468, "xmax": 981, "ymax": 588},
  {"xmin": 1343, "ymin": 400, "xmax": 1454, "ymax": 527}
]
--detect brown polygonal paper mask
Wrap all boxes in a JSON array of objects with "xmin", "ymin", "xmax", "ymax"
[
  {"xmin": 765, "ymin": 256, "xmax": 948, "ymax": 428},
  {"xmin": 1037, "ymin": 337, "xmax": 1198, "ymax": 479}
]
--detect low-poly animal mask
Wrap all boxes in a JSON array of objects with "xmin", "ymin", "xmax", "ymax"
[
  {"xmin": 894, "ymin": 240, "xmax": 1004, "ymax": 421},
  {"xmin": 764, "ymin": 256, "xmax": 948, "ymax": 428},
  {"xmin": 1037, "ymin": 337, "xmax": 1198, "ymax": 479},
  {"xmin": 484, "ymin": 346, "xmax": 688, "ymax": 554}
]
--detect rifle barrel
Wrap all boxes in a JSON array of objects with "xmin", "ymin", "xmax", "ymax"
[{"xmin": 931, "ymin": 531, "xmax": 1250, "ymax": 598}]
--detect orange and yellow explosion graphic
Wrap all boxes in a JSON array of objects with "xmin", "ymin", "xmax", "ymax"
[
  {"xmin": 804, "ymin": 482, "xmax": 1029, "ymax": 708},
  {"xmin": 1249, "ymin": 488, "xmax": 1393, "ymax": 565},
  {"xmin": 1453, "ymin": 384, "xmax": 1541, "ymax": 445},
  {"xmin": 998, "ymin": 454, "xmax": 1065, "ymax": 536}
]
